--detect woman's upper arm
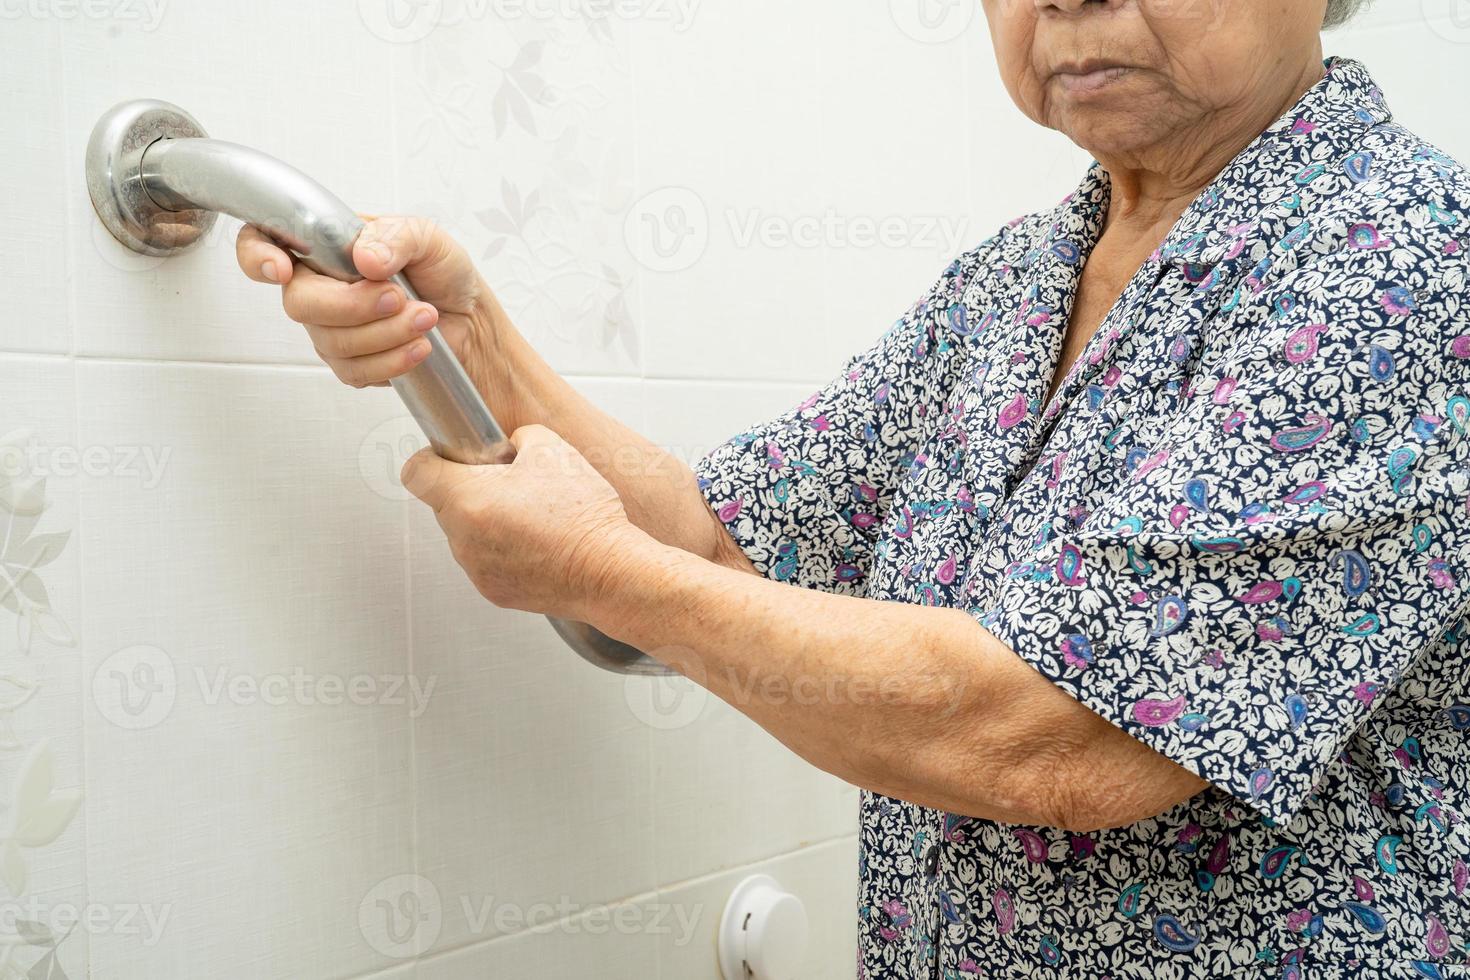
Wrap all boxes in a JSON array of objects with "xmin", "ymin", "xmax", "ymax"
[{"xmin": 693, "ymin": 231, "xmax": 1016, "ymax": 591}]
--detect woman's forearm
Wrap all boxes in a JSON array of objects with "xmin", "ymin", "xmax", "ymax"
[
  {"xmin": 577, "ymin": 527, "xmax": 1135, "ymax": 828},
  {"xmin": 575, "ymin": 528, "xmax": 1207, "ymax": 829},
  {"xmin": 464, "ymin": 304, "xmax": 749, "ymax": 571}
]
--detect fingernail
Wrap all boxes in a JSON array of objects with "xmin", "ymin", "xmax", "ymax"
[
  {"xmin": 408, "ymin": 340, "xmax": 431, "ymax": 363},
  {"xmin": 377, "ymin": 290, "xmax": 402, "ymax": 316},
  {"xmin": 260, "ymin": 261, "xmax": 278, "ymax": 283},
  {"xmin": 413, "ymin": 308, "xmax": 436, "ymax": 331}
]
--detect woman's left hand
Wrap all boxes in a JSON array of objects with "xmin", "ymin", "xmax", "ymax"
[{"xmin": 400, "ymin": 425, "xmax": 639, "ymax": 618}]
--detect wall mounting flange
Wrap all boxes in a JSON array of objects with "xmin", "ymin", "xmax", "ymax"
[{"xmin": 85, "ymin": 99, "xmax": 217, "ymax": 256}]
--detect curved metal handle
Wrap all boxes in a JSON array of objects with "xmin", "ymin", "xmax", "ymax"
[
  {"xmin": 139, "ymin": 137, "xmax": 508, "ymax": 463},
  {"xmin": 86, "ymin": 99, "xmax": 671, "ymax": 676}
]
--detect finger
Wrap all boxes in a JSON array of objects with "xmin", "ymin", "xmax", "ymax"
[
  {"xmin": 324, "ymin": 336, "xmax": 434, "ymax": 389},
  {"xmin": 283, "ymin": 270, "xmax": 413, "ymax": 327},
  {"xmin": 401, "ymin": 448, "xmax": 481, "ymax": 512},
  {"xmin": 354, "ymin": 214, "xmax": 452, "ymax": 283},
  {"xmin": 237, "ymin": 225, "xmax": 296, "ymax": 285},
  {"xmin": 304, "ymin": 302, "xmax": 440, "ymax": 360}
]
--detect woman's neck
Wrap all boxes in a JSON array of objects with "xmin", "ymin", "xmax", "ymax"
[{"xmin": 1095, "ymin": 55, "xmax": 1329, "ymax": 240}]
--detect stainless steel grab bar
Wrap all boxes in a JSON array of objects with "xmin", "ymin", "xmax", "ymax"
[{"xmin": 85, "ymin": 99, "xmax": 672, "ymax": 676}]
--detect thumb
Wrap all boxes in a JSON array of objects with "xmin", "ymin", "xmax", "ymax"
[
  {"xmin": 401, "ymin": 448, "xmax": 482, "ymax": 511},
  {"xmin": 507, "ymin": 424, "xmax": 566, "ymax": 454}
]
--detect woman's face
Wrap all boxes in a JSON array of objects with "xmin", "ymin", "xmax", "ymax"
[{"xmin": 982, "ymin": 0, "xmax": 1327, "ymax": 163}]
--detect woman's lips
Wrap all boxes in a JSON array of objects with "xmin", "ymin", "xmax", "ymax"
[{"xmin": 1052, "ymin": 64, "xmax": 1135, "ymax": 96}]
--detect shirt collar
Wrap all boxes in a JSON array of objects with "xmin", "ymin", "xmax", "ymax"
[{"xmin": 1043, "ymin": 57, "xmax": 1394, "ymax": 274}]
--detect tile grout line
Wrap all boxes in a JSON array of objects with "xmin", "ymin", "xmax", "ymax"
[
  {"xmin": 624, "ymin": 25, "xmax": 664, "ymax": 978},
  {"xmin": 629, "ymin": 15, "xmax": 648, "ymax": 392},
  {"xmin": 55, "ymin": 16, "xmax": 95, "ymax": 979},
  {"xmin": 395, "ymin": 833, "xmax": 861, "ymax": 972},
  {"xmin": 387, "ymin": 35, "xmax": 428, "ymax": 975},
  {"xmin": 0, "ymin": 350, "xmax": 830, "ymax": 391}
]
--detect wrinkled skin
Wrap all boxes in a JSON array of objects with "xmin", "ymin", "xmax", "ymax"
[
  {"xmin": 400, "ymin": 425, "xmax": 636, "ymax": 620},
  {"xmin": 984, "ymin": 0, "xmax": 1328, "ymax": 179}
]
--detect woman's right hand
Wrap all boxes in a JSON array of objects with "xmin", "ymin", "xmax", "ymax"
[{"xmin": 235, "ymin": 215, "xmax": 493, "ymax": 388}]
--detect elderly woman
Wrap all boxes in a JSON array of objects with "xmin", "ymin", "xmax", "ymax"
[{"xmin": 239, "ymin": 0, "xmax": 1470, "ymax": 975}]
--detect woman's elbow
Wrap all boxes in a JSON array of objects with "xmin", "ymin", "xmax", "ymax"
[
  {"xmin": 945, "ymin": 705, "xmax": 1211, "ymax": 831},
  {"xmin": 1029, "ymin": 739, "xmax": 1212, "ymax": 833}
]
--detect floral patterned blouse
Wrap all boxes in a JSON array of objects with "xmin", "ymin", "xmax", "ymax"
[{"xmin": 695, "ymin": 58, "xmax": 1470, "ymax": 979}]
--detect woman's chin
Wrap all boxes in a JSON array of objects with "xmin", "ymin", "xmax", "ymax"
[{"xmin": 1047, "ymin": 102, "xmax": 1179, "ymax": 166}]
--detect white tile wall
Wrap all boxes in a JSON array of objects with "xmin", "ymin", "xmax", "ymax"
[
  {"xmin": 0, "ymin": 3, "xmax": 1460, "ymax": 978},
  {"xmin": 0, "ymin": 19, "xmax": 68, "ymax": 355},
  {"xmin": 628, "ymin": 0, "xmax": 837, "ymax": 384},
  {"xmin": 76, "ymin": 362, "xmax": 416, "ymax": 977},
  {"xmin": 391, "ymin": 8, "xmax": 645, "ymax": 377}
]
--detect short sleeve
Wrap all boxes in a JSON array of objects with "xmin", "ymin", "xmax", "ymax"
[
  {"xmin": 696, "ymin": 234, "xmax": 1010, "ymax": 595},
  {"xmin": 978, "ymin": 245, "xmax": 1470, "ymax": 825}
]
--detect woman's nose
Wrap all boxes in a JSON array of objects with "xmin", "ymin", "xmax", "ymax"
[{"xmin": 1035, "ymin": 0, "xmax": 1110, "ymax": 12}]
